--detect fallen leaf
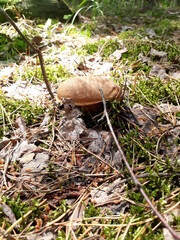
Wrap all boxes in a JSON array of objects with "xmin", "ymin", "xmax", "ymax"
[
  {"xmin": 149, "ymin": 48, "xmax": 167, "ymax": 61},
  {"xmin": 111, "ymin": 48, "xmax": 127, "ymax": 60},
  {"xmin": 150, "ymin": 64, "xmax": 167, "ymax": 79},
  {"xmin": 0, "ymin": 203, "xmax": 19, "ymax": 228},
  {"xmin": 146, "ymin": 28, "xmax": 156, "ymax": 38}
]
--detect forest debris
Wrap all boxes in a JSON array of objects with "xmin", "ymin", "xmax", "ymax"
[
  {"xmin": 0, "ymin": 140, "xmax": 36, "ymax": 162},
  {"xmin": 2, "ymin": 81, "xmax": 49, "ymax": 105},
  {"xmin": 68, "ymin": 200, "xmax": 87, "ymax": 231},
  {"xmin": 20, "ymin": 153, "xmax": 35, "ymax": 164},
  {"xmin": 149, "ymin": 48, "xmax": 167, "ymax": 61},
  {"xmin": 150, "ymin": 64, "xmax": 167, "ymax": 79},
  {"xmin": 0, "ymin": 138, "xmax": 13, "ymax": 151},
  {"xmin": 158, "ymin": 103, "xmax": 180, "ymax": 114},
  {"xmin": 59, "ymin": 113, "xmax": 86, "ymax": 140},
  {"xmin": 87, "ymin": 130, "xmax": 104, "ymax": 154},
  {"xmin": 14, "ymin": 116, "xmax": 26, "ymax": 138},
  {"xmin": 91, "ymin": 178, "xmax": 126, "ymax": 206},
  {"xmin": 111, "ymin": 150, "xmax": 123, "ymax": 169},
  {"xmin": 111, "ymin": 48, "xmax": 127, "ymax": 60},
  {"xmin": 164, "ymin": 204, "xmax": 180, "ymax": 223},
  {"xmin": 138, "ymin": 53, "xmax": 151, "ymax": 64},
  {"xmin": 163, "ymin": 204, "xmax": 180, "ymax": 240},
  {"xmin": 163, "ymin": 229, "xmax": 180, "ymax": 240},
  {"xmin": 98, "ymin": 62, "xmax": 113, "ymax": 74},
  {"xmin": 101, "ymin": 131, "xmax": 113, "ymax": 151},
  {"xmin": 171, "ymin": 71, "xmax": 180, "ymax": 80},
  {"xmin": 0, "ymin": 66, "xmax": 15, "ymax": 83},
  {"xmin": 43, "ymin": 18, "xmax": 52, "ymax": 30},
  {"xmin": 121, "ymin": 25, "xmax": 133, "ymax": 31},
  {"xmin": 146, "ymin": 28, "xmax": 156, "ymax": 38},
  {"xmin": 0, "ymin": 203, "xmax": 19, "ymax": 228},
  {"xmin": 20, "ymin": 152, "xmax": 49, "ymax": 175},
  {"xmin": 26, "ymin": 231, "xmax": 55, "ymax": 240},
  {"xmin": 77, "ymin": 61, "xmax": 89, "ymax": 72},
  {"xmin": 132, "ymin": 103, "xmax": 159, "ymax": 135},
  {"xmin": 0, "ymin": 138, "xmax": 49, "ymax": 181},
  {"xmin": 157, "ymin": 126, "xmax": 180, "ymax": 163}
]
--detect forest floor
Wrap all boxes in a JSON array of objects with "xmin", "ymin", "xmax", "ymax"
[{"xmin": 0, "ymin": 6, "xmax": 180, "ymax": 240}]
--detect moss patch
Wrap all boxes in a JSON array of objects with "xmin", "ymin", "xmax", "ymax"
[
  {"xmin": 0, "ymin": 93, "xmax": 44, "ymax": 138},
  {"xmin": 17, "ymin": 64, "xmax": 70, "ymax": 83}
]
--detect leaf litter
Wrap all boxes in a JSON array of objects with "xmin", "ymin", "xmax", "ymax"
[{"xmin": 0, "ymin": 11, "xmax": 180, "ymax": 240}]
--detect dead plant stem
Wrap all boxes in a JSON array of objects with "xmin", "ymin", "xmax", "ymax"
[{"xmin": 0, "ymin": 7, "xmax": 54, "ymax": 100}]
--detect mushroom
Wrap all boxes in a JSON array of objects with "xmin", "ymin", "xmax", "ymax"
[{"xmin": 57, "ymin": 75, "xmax": 122, "ymax": 108}]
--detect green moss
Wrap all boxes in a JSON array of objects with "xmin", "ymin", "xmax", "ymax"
[
  {"xmin": 49, "ymin": 200, "xmax": 68, "ymax": 220},
  {"xmin": 18, "ymin": 64, "xmax": 70, "ymax": 83},
  {"xmin": 132, "ymin": 77, "xmax": 180, "ymax": 105},
  {"xmin": 0, "ymin": 34, "xmax": 27, "ymax": 60},
  {"xmin": 81, "ymin": 31, "xmax": 179, "ymax": 63},
  {"xmin": 118, "ymin": 30, "xmax": 139, "ymax": 40},
  {"xmin": 117, "ymin": 22, "xmax": 180, "ymax": 63},
  {"xmin": 85, "ymin": 203, "xmax": 101, "ymax": 218},
  {"xmin": 0, "ymin": 93, "xmax": 44, "ymax": 138},
  {"xmin": 64, "ymin": 24, "xmax": 93, "ymax": 38},
  {"xmin": 154, "ymin": 19, "xmax": 179, "ymax": 36},
  {"xmin": 57, "ymin": 230, "xmax": 66, "ymax": 240},
  {"xmin": 81, "ymin": 40, "xmax": 104, "ymax": 55},
  {"xmin": 1, "ymin": 196, "xmax": 43, "ymax": 231},
  {"xmin": 81, "ymin": 38, "xmax": 122, "ymax": 58}
]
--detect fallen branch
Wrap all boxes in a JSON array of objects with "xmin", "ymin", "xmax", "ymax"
[
  {"xmin": 0, "ymin": 7, "xmax": 54, "ymax": 100},
  {"xmin": 99, "ymin": 88, "xmax": 180, "ymax": 240}
]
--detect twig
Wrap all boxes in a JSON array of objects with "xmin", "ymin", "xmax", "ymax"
[
  {"xmin": 115, "ymin": 213, "xmax": 127, "ymax": 240},
  {"xmin": 67, "ymin": 192, "xmax": 88, "ymax": 240},
  {"xmin": 0, "ymin": 7, "xmax": 54, "ymax": 100},
  {"xmin": 99, "ymin": 88, "xmax": 180, "ymax": 240},
  {"xmin": 121, "ymin": 215, "xmax": 135, "ymax": 240}
]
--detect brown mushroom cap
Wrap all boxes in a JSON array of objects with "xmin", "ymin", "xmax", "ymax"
[{"xmin": 57, "ymin": 76, "xmax": 122, "ymax": 106}]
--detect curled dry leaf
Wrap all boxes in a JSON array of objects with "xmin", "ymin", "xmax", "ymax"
[
  {"xmin": 57, "ymin": 76, "xmax": 122, "ymax": 106},
  {"xmin": 150, "ymin": 64, "xmax": 167, "ymax": 79},
  {"xmin": 0, "ymin": 203, "xmax": 19, "ymax": 228},
  {"xmin": 149, "ymin": 48, "xmax": 167, "ymax": 60}
]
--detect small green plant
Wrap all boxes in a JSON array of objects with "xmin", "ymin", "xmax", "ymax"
[
  {"xmin": 49, "ymin": 200, "xmax": 68, "ymax": 220},
  {"xmin": 0, "ymin": 93, "xmax": 44, "ymax": 138},
  {"xmin": 56, "ymin": 230, "xmax": 66, "ymax": 240},
  {"xmin": 84, "ymin": 203, "xmax": 100, "ymax": 218},
  {"xmin": 1, "ymin": 196, "xmax": 43, "ymax": 230}
]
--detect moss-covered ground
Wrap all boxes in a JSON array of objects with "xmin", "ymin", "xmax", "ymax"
[{"xmin": 0, "ymin": 4, "xmax": 180, "ymax": 240}]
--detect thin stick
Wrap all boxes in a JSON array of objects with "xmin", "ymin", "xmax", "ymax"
[
  {"xmin": 0, "ymin": 7, "xmax": 54, "ymax": 100},
  {"xmin": 121, "ymin": 215, "xmax": 135, "ymax": 240},
  {"xmin": 99, "ymin": 88, "xmax": 180, "ymax": 240}
]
